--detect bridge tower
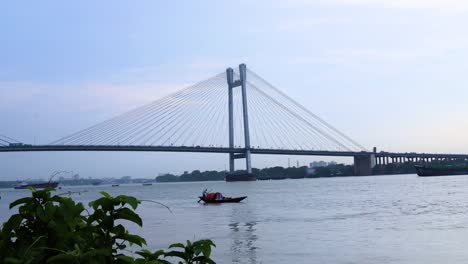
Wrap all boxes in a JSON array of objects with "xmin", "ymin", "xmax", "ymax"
[{"xmin": 225, "ymin": 64, "xmax": 255, "ymax": 181}]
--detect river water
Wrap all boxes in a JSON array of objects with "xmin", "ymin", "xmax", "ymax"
[{"xmin": 2, "ymin": 174, "xmax": 468, "ymax": 263}]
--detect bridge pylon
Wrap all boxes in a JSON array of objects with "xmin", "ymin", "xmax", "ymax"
[{"xmin": 225, "ymin": 64, "xmax": 255, "ymax": 181}]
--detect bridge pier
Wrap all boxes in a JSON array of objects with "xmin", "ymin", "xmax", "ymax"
[
  {"xmin": 225, "ymin": 64, "xmax": 256, "ymax": 181},
  {"xmin": 354, "ymin": 154, "xmax": 375, "ymax": 176}
]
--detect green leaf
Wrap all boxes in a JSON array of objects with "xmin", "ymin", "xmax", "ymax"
[
  {"xmin": 113, "ymin": 207, "xmax": 143, "ymax": 226},
  {"xmin": 112, "ymin": 224, "xmax": 126, "ymax": 236},
  {"xmin": 4, "ymin": 214, "xmax": 23, "ymax": 230},
  {"xmin": 46, "ymin": 253, "xmax": 76, "ymax": 263},
  {"xmin": 44, "ymin": 202, "xmax": 57, "ymax": 216},
  {"xmin": 115, "ymin": 255, "xmax": 135, "ymax": 264},
  {"xmin": 100, "ymin": 191, "xmax": 112, "ymax": 199},
  {"xmin": 9, "ymin": 197, "xmax": 33, "ymax": 209},
  {"xmin": 168, "ymin": 243, "xmax": 185, "ymax": 249},
  {"xmin": 116, "ymin": 233, "xmax": 146, "ymax": 247},
  {"xmin": 0, "ymin": 189, "xmax": 218, "ymax": 264},
  {"xmin": 164, "ymin": 250, "xmax": 187, "ymax": 259},
  {"xmin": 36, "ymin": 205, "xmax": 48, "ymax": 222},
  {"xmin": 90, "ymin": 197, "xmax": 115, "ymax": 211},
  {"xmin": 202, "ymin": 244, "xmax": 211, "ymax": 257},
  {"xmin": 80, "ymin": 248, "xmax": 112, "ymax": 258},
  {"xmin": 136, "ymin": 249, "xmax": 166, "ymax": 260},
  {"xmin": 115, "ymin": 195, "xmax": 140, "ymax": 209},
  {"xmin": 3, "ymin": 257, "xmax": 22, "ymax": 264},
  {"xmin": 193, "ymin": 239, "xmax": 215, "ymax": 257},
  {"xmin": 192, "ymin": 256, "xmax": 216, "ymax": 264}
]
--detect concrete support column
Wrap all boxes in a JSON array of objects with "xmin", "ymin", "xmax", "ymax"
[
  {"xmin": 224, "ymin": 64, "xmax": 255, "ymax": 181},
  {"xmin": 226, "ymin": 68, "xmax": 235, "ymax": 173},
  {"xmin": 239, "ymin": 64, "xmax": 252, "ymax": 174},
  {"xmin": 354, "ymin": 154, "xmax": 376, "ymax": 176}
]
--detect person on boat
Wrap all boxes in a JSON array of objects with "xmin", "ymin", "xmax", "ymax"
[
  {"xmin": 202, "ymin": 190, "xmax": 223, "ymax": 201},
  {"xmin": 215, "ymin": 192, "xmax": 223, "ymax": 200},
  {"xmin": 202, "ymin": 189, "xmax": 214, "ymax": 201}
]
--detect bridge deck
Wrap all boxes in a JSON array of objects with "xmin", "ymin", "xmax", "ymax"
[{"xmin": 1, "ymin": 145, "xmax": 468, "ymax": 159}]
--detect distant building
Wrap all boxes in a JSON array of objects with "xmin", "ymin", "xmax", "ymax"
[
  {"xmin": 309, "ymin": 161, "xmax": 328, "ymax": 168},
  {"xmin": 119, "ymin": 176, "xmax": 132, "ymax": 183},
  {"xmin": 72, "ymin": 173, "xmax": 80, "ymax": 181},
  {"xmin": 308, "ymin": 161, "xmax": 337, "ymax": 174}
]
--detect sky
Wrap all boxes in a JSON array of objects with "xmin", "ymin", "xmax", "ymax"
[{"xmin": 1, "ymin": 0, "xmax": 468, "ymax": 180}]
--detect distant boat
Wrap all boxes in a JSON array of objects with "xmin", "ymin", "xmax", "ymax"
[
  {"xmin": 415, "ymin": 165, "xmax": 468, "ymax": 177},
  {"xmin": 14, "ymin": 181, "xmax": 59, "ymax": 189},
  {"xmin": 112, "ymin": 184, "xmax": 119, "ymax": 187},
  {"xmin": 14, "ymin": 171, "xmax": 61, "ymax": 189},
  {"xmin": 91, "ymin": 180, "xmax": 103, "ymax": 186},
  {"xmin": 142, "ymin": 183, "xmax": 152, "ymax": 186}
]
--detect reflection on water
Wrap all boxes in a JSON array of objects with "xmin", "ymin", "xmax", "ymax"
[{"xmin": 229, "ymin": 221, "xmax": 258, "ymax": 263}]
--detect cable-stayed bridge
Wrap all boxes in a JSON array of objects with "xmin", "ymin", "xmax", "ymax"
[{"xmin": 2, "ymin": 64, "xmax": 468, "ymax": 179}]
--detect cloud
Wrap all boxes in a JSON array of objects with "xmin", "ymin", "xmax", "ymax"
[
  {"xmin": 0, "ymin": 80, "xmax": 188, "ymax": 115},
  {"xmin": 286, "ymin": 48, "xmax": 434, "ymax": 67},
  {"xmin": 286, "ymin": 32, "xmax": 468, "ymax": 67},
  {"xmin": 0, "ymin": 57, "xmax": 234, "ymax": 115},
  {"xmin": 82, "ymin": 82, "xmax": 188, "ymax": 111}
]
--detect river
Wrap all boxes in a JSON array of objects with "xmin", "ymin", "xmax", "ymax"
[{"xmin": 2, "ymin": 174, "xmax": 468, "ymax": 263}]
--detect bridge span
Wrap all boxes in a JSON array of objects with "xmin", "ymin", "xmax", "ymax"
[
  {"xmin": 2, "ymin": 63, "xmax": 467, "ymax": 179},
  {"xmin": 2, "ymin": 145, "xmax": 468, "ymax": 176}
]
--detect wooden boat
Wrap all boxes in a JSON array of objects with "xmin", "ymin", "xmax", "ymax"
[{"xmin": 198, "ymin": 196, "xmax": 247, "ymax": 204}]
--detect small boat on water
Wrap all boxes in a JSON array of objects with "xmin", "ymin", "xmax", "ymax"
[
  {"xmin": 142, "ymin": 183, "xmax": 153, "ymax": 186},
  {"xmin": 415, "ymin": 165, "xmax": 468, "ymax": 177},
  {"xmin": 112, "ymin": 184, "xmax": 120, "ymax": 187},
  {"xmin": 198, "ymin": 196, "xmax": 247, "ymax": 204},
  {"xmin": 198, "ymin": 189, "xmax": 247, "ymax": 204},
  {"xmin": 14, "ymin": 181, "xmax": 59, "ymax": 189},
  {"xmin": 92, "ymin": 180, "xmax": 103, "ymax": 186}
]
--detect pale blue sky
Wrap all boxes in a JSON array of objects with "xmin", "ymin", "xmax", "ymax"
[{"xmin": 1, "ymin": 0, "xmax": 468, "ymax": 180}]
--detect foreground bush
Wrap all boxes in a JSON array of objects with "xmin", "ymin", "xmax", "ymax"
[{"xmin": 0, "ymin": 188, "xmax": 215, "ymax": 264}]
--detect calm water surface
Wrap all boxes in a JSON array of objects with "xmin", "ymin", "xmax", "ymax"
[{"xmin": 2, "ymin": 174, "xmax": 468, "ymax": 263}]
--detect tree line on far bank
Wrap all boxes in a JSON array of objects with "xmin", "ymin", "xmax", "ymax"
[
  {"xmin": 155, "ymin": 163, "xmax": 356, "ymax": 182},
  {"xmin": 157, "ymin": 159, "xmax": 468, "ymax": 183}
]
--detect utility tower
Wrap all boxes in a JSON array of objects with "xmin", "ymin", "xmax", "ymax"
[{"xmin": 225, "ymin": 64, "xmax": 255, "ymax": 181}]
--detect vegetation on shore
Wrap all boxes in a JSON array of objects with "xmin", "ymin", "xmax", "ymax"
[
  {"xmin": 0, "ymin": 188, "xmax": 216, "ymax": 264},
  {"xmin": 3, "ymin": 160, "xmax": 463, "ymax": 189},
  {"xmin": 158, "ymin": 160, "xmax": 468, "ymax": 182},
  {"xmin": 156, "ymin": 163, "xmax": 355, "ymax": 182}
]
